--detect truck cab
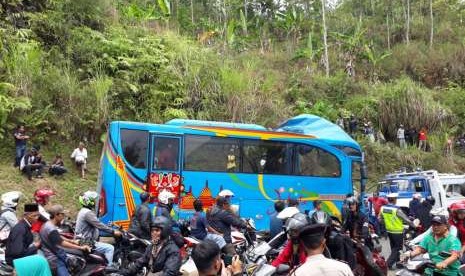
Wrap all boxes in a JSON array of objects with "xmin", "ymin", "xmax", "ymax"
[{"xmin": 377, "ymin": 170, "xmax": 465, "ymax": 211}]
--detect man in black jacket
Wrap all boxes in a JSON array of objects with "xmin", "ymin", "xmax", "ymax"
[
  {"xmin": 129, "ymin": 192, "xmax": 152, "ymax": 240},
  {"xmin": 207, "ymin": 197, "xmax": 247, "ymax": 245},
  {"xmin": 5, "ymin": 203, "xmax": 41, "ymax": 265},
  {"xmin": 121, "ymin": 216, "xmax": 181, "ymax": 276},
  {"xmin": 19, "ymin": 147, "xmax": 44, "ymax": 180}
]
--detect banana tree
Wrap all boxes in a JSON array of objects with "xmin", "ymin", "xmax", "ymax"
[{"xmin": 363, "ymin": 44, "xmax": 391, "ymax": 82}]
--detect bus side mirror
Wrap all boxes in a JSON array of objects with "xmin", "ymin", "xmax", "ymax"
[{"xmin": 361, "ymin": 163, "xmax": 368, "ymax": 179}]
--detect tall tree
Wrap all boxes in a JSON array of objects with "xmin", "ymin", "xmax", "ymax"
[
  {"xmin": 406, "ymin": 0, "xmax": 410, "ymax": 44},
  {"xmin": 321, "ymin": 0, "xmax": 329, "ymax": 76},
  {"xmin": 429, "ymin": 0, "xmax": 433, "ymax": 47}
]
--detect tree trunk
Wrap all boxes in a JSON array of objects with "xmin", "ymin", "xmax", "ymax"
[
  {"xmin": 321, "ymin": 0, "xmax": 330, "ymax": 77},
  {"xmin": 387, "ymin": 13, "xmax": 391, "ymax": 50},
  {"xmin": 190, "ymin": 0, "xmax": 194, "ymax": 26},
  {"xmin": 406, "ymin": 0, "xmax": 410, "ymax": 44},
  {"xmin": 429, "ymin": 0, "xmax": 433, "ymax": 48}
]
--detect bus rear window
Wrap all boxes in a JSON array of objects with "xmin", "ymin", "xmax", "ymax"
[
  {"xmin": 184, "ymin": 136, "xmax": 240, "ymax": 172},
  {"xmin": 293, "ymin": 144, "xmax": 340, "ymax": 177},
  {"xmin": 120, "ymin": 129, "xmax": 148, "ymax": 169}
]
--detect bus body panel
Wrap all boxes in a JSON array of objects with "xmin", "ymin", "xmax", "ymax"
[{"xmin": 97, "ymin": 119, "xmax": 360, "ymax": 230}]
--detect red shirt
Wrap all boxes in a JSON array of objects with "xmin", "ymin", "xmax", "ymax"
[
  {"xmin": 368, "ymin": 196, "xmax": 388, "ymax": 216},
  {"xmin": 419, "ymin": 131, "xmax": 427, "ymax": 141},
  {"xmin": 449, "ymin": 218, "xmax": 465, "ymax": 245},
  {"xmin": 271, "ymin": 240, "xmax": 306, "ymax": 268}
]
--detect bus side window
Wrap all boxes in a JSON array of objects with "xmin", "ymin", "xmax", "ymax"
[
  {"xmin": 121, "ymin": 129, "xmax": 148, "ymax": 169},
  {"xmin": 243, "ymin": 140, "xmax": 289, "ymax": 174},
  {"xmin": 293, "ymin": 144, "xmax": 340, "ymax": 177},
  {"xmin": 184, "ymin": 136, "xmax": 240, "ymax": 172},
  {"xmin": 154, "ymin": 137, "xmax": 179, "ymax": 171}
]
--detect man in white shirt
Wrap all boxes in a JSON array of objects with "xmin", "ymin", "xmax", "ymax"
[
  {"xmin": 71, "ymin": 142, "xmax": 88, "ymax": 178},
  {"xmin": 292, "ymin": 224, "xmax": 353, "ymax": 276},
  {"xmin": 397, "ymin": 124, "xmax": 406, "ymax": 149}
]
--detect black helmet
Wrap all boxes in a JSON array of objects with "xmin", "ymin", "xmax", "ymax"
[
  {"xmin": 310, "ymin": 210, "xmax": 331, "ymax": 225},
  {"xmin": 151, "ymin": 216, "xmax": 172, "ymax": 239},
  {"xmin": 140, "ymin": 192, "xmax": 150, "ymax": 202}
]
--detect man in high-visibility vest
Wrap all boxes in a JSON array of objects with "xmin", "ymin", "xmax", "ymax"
[{"xmin": 379, "ymin": 193, "xmax": 416, "ymax": 270}]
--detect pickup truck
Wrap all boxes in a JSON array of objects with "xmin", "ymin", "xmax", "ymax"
[{"xmin": 377, "ymin": 170, "xmax": 465, "ymax": 210}]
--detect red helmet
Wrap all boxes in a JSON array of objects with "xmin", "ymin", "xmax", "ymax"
[{"xmin": 34, "ymin": 188, "xmax": 55, "ymax": 205}]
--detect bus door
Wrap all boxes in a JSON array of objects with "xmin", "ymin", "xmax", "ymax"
[{"xmin": 148, "ymin": 134, "xmax": 183, "ymax": 205}]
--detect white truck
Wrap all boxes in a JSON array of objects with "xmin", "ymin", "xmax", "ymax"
[{"xmin": 378, "ymin": 169, "xmax": 465, "ymax": 210}]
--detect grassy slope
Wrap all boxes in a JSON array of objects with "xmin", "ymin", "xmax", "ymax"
[{"xmin": 0, "ymin": 148, "xmax": 100, "ymax": 215}]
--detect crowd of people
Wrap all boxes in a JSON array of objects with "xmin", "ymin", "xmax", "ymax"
[
  {"xmin": 13, "ymin": 125, "xmax": 88, "ymax": 180},
  {"xmin": 2, "ymin": 184, "xmax": 465, "ymax": 275},
  {"xmin": 335, "ymin": 115, "xmax": 440, "ymax": 152}
]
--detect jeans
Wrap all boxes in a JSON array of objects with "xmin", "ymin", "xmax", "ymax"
[
  {"xmin": 205, "ymin": 233, "xmax": 227, "ymax": 249},
  {"xmin": 49, "ymin": 166, "xmax": 67, "ymax": 176},
  {"xmin": 15, "ymin": 145, "xmax": 26, "ymax": 167},
  {"xmin": 56, "ymin": 258, "xmax": 69, "ymax": 276},
  {"xmin": 22, "ymin": 164, "xmax": 43, "ymax": 179},
  {"xmin": 94, "ymin": 241, "xmax": 114, "ymax": 265},
  {"xmin": 387, "ymin": 232, "xmax": 403, "ymax": 268}
]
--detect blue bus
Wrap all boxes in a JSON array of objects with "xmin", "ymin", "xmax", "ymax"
[{"xmin": 96, "ymin": 114, "xmax": 365, "ymax": 230}]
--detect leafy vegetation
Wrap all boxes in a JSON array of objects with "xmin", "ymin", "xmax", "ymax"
[{"xmin": 1, "ymin": 0, "xmax": 465, "ymax": 190}]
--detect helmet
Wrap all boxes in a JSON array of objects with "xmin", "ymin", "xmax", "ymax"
[
  {"xmin": 79, "ymin": 191, "xmax": 99, "ymax": 207},
  {"xmin": 285, "ymin": 213, "xmax": 309, "ymax": 234},
  {"xmin": 450, "ymin": 202, "xmax": 465, "ymax": 215},
  {"xmin": 412, "ymin": 193, "xmax": 422, "ymax": 200},
  {"xmin": 346, "ymin": 197, "xmax": 358, "ymax": 206},
  {"xmin": 310, "ymin": 210, "xmax": 331, "ymax": 225},
  {"xmin": 218, "ymin": 189, "xmax": 234, "ymax": 197},
  {"xmin": 285, "ymin": 213, "xmax": 309, "ymax": 242},
  {"xmin": 1, "ymin": 191, "xmax": 22, "ymax": 208},
  {"xmin": 151, "ymin": 216, "xmax": 172, "ymax": 239},
  {"xmin": 34, "ymin": 188, "xmax": 55, "ymax": 205},
  {"xmin": 277, "ymin": 206, "xmax": 300, "ymax": 220},
  {"xmin": 158, "ymin": 190, "xmax": 175, "ymax": 205},
  {"xmin": 140, "ymin": 192, "xmax": 150, "ymax": 202}
]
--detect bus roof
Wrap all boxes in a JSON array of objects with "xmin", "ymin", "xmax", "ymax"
[
  {"xmin": 276, "ymin": 114, "xmax": 362, "ymax": 153},
  {"xmin": 112, "ymin": 114, "xmax": 362, "ymax": 156},
  {"xmin": 166, "ymin": 119, "xmax": 267, "ymax": 131}
]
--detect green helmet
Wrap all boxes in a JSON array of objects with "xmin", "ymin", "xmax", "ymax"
[{"xmin": 79, "ymin": 191, "xmax": 99, "ymax": 207}]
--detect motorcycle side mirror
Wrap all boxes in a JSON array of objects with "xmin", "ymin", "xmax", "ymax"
[{"xmin": 439, "ymin": 251, "xmax": 452, "ymax": 258}]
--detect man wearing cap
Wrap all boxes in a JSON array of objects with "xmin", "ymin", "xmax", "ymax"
[
  {"xmin": 292, "ymin": 224, "xmax": 353, "ymax": 276},
  {"xmin": 40, "ymin": 205, "xmax": 91, "ymax": 276},
  {"xmin": 379, "ymin": 193, "xmax": 417, "ymax": 270},
  {"xmin": 5, "ymin": 203, "xmax": 41, "ymax": 265},
  {"xmin": 406, "ymin": 215, "xmax": 461, "ymax": 276}
]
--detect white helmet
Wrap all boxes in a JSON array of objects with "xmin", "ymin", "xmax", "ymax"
[
  {"xmin": 1, "ymin": 191, "xmax": 22, "ymax": 208},
  {"xmin": 218, "ymin": 189, "xmax": 234, "ymax": 197},
  {"xmin": 158, "ymin": 190, "xmax": 175, "ymax": 204},
  {"xmin": 277, "ymin": 206, "xmax": 300, "ymax": 220}
]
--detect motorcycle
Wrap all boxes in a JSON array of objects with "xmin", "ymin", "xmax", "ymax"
[
  {"xmin": 112, "ymin": 225, "xmax": 150, "ymax": 276},
  {"xmin": 64, "ymin": 238, "xmax": 108, "ymax": 276},
  {"xmin": 0, "ymin": 261, "xmax": 13, "ymax": 276},
  {"xmin": 396, "ymin": 252, "xmax": 435, "ymax": 276}
]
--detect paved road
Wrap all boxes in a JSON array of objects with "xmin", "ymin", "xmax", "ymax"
[{"xmin": 379, "ymin": 236, "xmax": 398, "ymax": 276}]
